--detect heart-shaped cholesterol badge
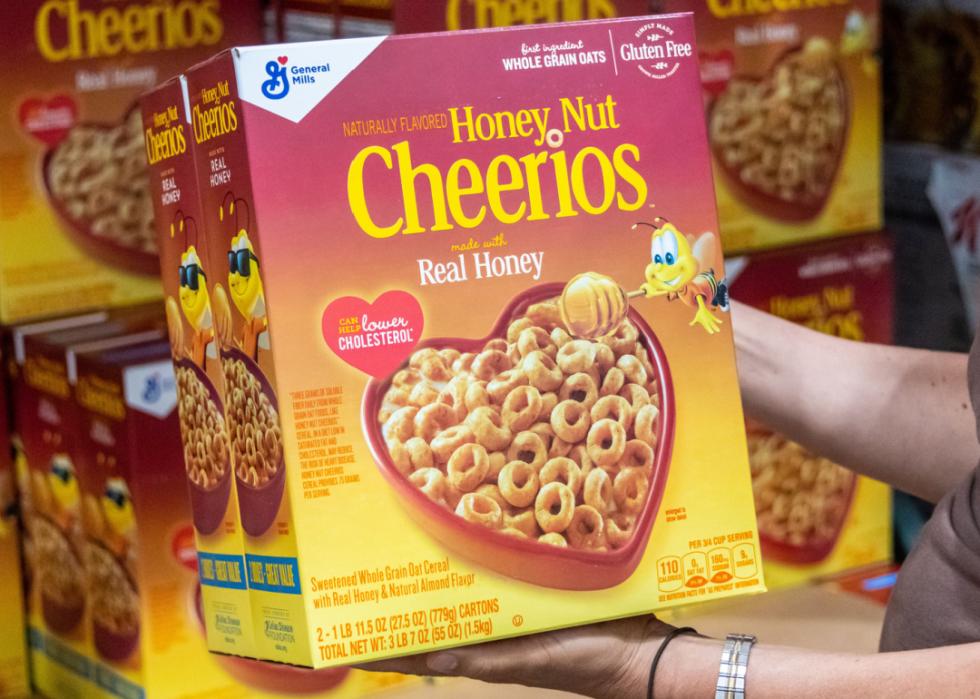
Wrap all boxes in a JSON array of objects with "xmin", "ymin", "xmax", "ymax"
[
  {"xmin": 322, "ymin": 291, "xmax": 424, "ymax": 379},
  {"xmin": 709, "ymin": 40, "xmax": 848, "ymax": 222},
  {"xmin": 19, "ymin": 94, "xmax": 78, "ymax": 147}
]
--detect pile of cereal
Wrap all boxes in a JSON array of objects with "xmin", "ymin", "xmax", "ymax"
[
  {"xmin": 46, "ymin": 110, "xmax": 156, "ymax": 254},
  {"xmin": 749, "ymin": 432, "xmax": 854, "ymax": 548},
  {"xmin": 710, "ymin": 38, "xmax": 845, "ymax": 207},
  {"xmin": 223, "ymin": 357, "xmax": 283, "ymax": 489},
  {"xmin": 378, "ymin": 300, "xmax": 662, "ymax": 551},
  {"xmin": 176, "ymin": 366, "xmax": 229, "ymax": 490},
  {"xmin": 87, "ymin": 543, "xmax": 140, "ymax": 639},
  {"xmin": 32, "ymin": 517, "xmax": 85, "ymax": 611}
]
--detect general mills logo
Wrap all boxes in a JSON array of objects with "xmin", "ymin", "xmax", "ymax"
[
  {"xmin": 142, "ymin": 373, "xmax": 162, "ymax": 404},
  {"xmin": 262, "ymin": 56, "xmax": 290, "ymax": 100}
]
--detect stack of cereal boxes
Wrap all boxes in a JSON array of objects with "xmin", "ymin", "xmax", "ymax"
[
  {"xmin": 147, "ymin": 12, "xmax": 768, "ymax": 671},
  {"xmin": 651, "ymin": 1, "xmax": 893, "ymax": 587},
  {"xmin": 394, "ymin": 0, "xmax": 651, "ymax": 32}
]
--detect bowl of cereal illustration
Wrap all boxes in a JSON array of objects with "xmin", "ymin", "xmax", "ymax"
[
  {"xmin": 34, "ymin": 516, "xmax": 86, "ymax": 634},
  {"xmin": 88, "ymin": 542, "xmax": 141, "ymax": 662},
  {"xmin": 363, "ymin": 283, "xmax": 675, "ymax": 590},
  {"xmin": 191, "ymin": 583, "xmax": 351, "ymax": 693},
  {"xmin": 708, "ymin": 39, "xmax": 850, "ymax": 222},
  {"xmin": 175, "ymin": 359, "xmax": 233, "ymax": 536},
  {"xmin": 748, "ymin": 426, "xmax": 857, "ymax": 564},
  {"xmin": 222, "ymin": 349, "xmax": 285, "ymax": 538},
  {"xmin": 41, "ymin": 108, "xmax": 160, "ymax": 276}
]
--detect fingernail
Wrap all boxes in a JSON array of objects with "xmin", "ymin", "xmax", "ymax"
[{"xmin": 427, "ymin": 653, "xmax": 459, "ymax": 674}]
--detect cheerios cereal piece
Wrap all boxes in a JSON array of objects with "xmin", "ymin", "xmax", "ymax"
[
  {"xmin": 558, "ymin": 372, "xmax": 599, "ymax": 410},
  {"xmin": 616, "ymin": 355, "xmax": 648, "ymax": 386},
  {"xmin": 605, "ymin": 512, "xmax": 635, "ymax": 549},
  {"xmin": 501, "ymin": 386, "xmax": 543, "ymax": 432},
  {"xmin": 475, "ymin": 484, "xmax": 508, "ymax": 510},
  {"xmin": 526, "ymin": 301, "xmax": 562, "ymax": 329},
  {"xmin": 472, "ymin": 349, "xmax": 512, "ymax": 380},
  {"xmin": 447, "ymin": 443, "xmax": 491, "ymax": 492},
  {"xmin": 453, "ymin": 353, "xmax": 476, "ymax": 374},
  {"xmin": 487, "ymin": 451, "xmax": 507, "ymax": 481},
  {"xmin": 529, "ymin": 421, "xmax": 556, "ymax": 447},
  {"xmin": 599, "ymin": 367, "xmax": 626, "ymax": 397},
  {"xmin": 498, "ymin": 461, "xmax": 540, "ymax": 508},
  {"xmin": 410, "ymin": 468, "xmax": 447, "ymax": 504},
  {"xmin": 613, "ymin": 467, "xmax": 649, "ymax": 515},
  {"xmin": 439, "ymin": 348, "xmax": 461, "ymax": 367},
  {"xmin": 408, "ymin": 381, "xmax": 439, "ymax": 407},
  {"xmin": 534, "ymin": 482, "xmax": 575, "ymax": 533},
  {"xmin": 583, "ymin": 468, "xmax": 614, "ymax": 514},
  {"xmin": 539, "ymin": 457, "xmax": 583, "ymax": 497},
  {"xmin": 549, "ymin": 436, "xmax": 573, "ymax": 458},
  {"xmin": 635, "ymin": 343, "xmax": 656, "ymax": 380},
  {"xmin": 550, "ymin": 400, "xmax": 591, "ymax": 442},
  {"xmin": 431, "ymin": 425, "xmax": 476, "ymax": 463},
  {"xmin": 455, "ymin": 493, "xmax": 503, "ymax": 529},
  {"xmin": 506, "ymin": 431, "xmax": 549, "ymax": 472},
  {"xmin": 521, "ymin": 351, "xmax": 563, "ymax": 392},
  {"xmin": 568, "ymin": 444, "xmax": 595, "ymax": 477},
  {"xmin": 590, "ymin": 395, "xmax": 633, "ymax": 433},
  {"xmin": 438, "ymin": 376, "xmax": 470, "ymax": 422},
  {"xmin": 386, "ymin": 439, "xmax": 412, "ymax": 476},
  {"xmin": 550, "ymin": 326, "xmax": 572, "ymax": 348},
  {"xmin": 556, "ymin": 340, "xmax": 597, "ymax": 374},
  {"xmin": 634, "ymin": 404, "xmax": 660, "ymax": 448},
  {"xmin": 420, "ymin": 356, "xmax": 452, "ymax": 382},
  {"xmin": 487, "ymin": 369, "xmax": 529, "ymax": 404},
  {"xmin": 517, "ymin": 327, "xmax": 557, "ymax": 359},
  {"xmin": 567, "ymin": 505, "xmax": 605, "ymax": 549},
  {"xmin": 504, "ymin": 509, "xmax": 539, "ymax": 538},
  {"xmin": 595, "ymin": 343, "xmax": 616, "ymax": 374},
  {"xmin": 500, "ymin": 527, "xmax": 528, "ymax": 539},
  {"xmin": 383, "ymin": 386, "xmax": 409, "ymax": 409},
  {"xmin": 409, "ymin": 348, "xmax": 440, "ymax": 369},
  {"xmin": 464, "ymin": 406, "xmax": 512, "ymax": 452},
  {"xmin": 538, "ymin": 532, "xmax": 568, "ymax": 547},
  {"xmin": 538, "ymin": 391, "xmax": 559, "ymax": 421},
  {"xmin": 507, "ymin": 317, "xmax": 535, "ymax": 343},
  {"xmin": 604, "ymin": 321, "xmax": 639, "ymax": 356},
  {"xmin": 464, "ymin": 381, "xmax": 491, "ymax": 411},
  {"xmin": 619, "ymin": 439, "xmax": 654, "ymax": 472},
  {"xmin": 619, "ymin": 384, "xmax": 651, "ymax": 417},
  {"xmin": 384, "ymin": 406, "xmax": 418, "ymax": 443},
  {"xmin": 444, "ymin": 482, "xmax": 464, "ymax": 509},
  {"xmin": 414, "ymin": 403, "xmax": 459, "ymax": 441},
  {"xmin": 586, "ymin": 418, "xmax": 627, "ymax": 467},
  {"xmin": 484, "ymin": 338, "xmax": 509, "ymax": 353},
  {"xmin": 507, "ymin": 342, "xmax": 522, "ymax": 366}
]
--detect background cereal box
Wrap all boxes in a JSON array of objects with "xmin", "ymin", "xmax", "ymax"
[
  {"xmin": 0, "ymin": 1, "xmax": 261, "ymax": 324},
  {"xmin": 728, "ymin": 232, "xmax": 894, "ymax": 588},
  {"xmin": 395, "ymin": 0, "xmax": 651, "ymax": 32},
  {"xmin": 653, "ymin": 0, "xmax": 883, "ymax": 253},
  {"xmin": 181, "ymin": 14, "xmax": 765, "ymax": 670}
]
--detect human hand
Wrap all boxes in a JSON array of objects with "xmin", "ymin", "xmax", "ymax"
[{"xmin": 359, "ymin": 615, "xmax": 677, "ymax": 699}]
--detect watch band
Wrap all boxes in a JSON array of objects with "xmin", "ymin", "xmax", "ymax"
[{"xmin": 715, "ymin": 633, "xmax": 757, "ymax": 699}]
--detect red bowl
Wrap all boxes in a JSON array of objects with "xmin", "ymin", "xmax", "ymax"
[
  {"xmin": 41, "ymin": 590, "xmax": 84, "ymax": 635},
  {"xmin": 191, "ymin": 584, "xmax": 351, "ymax": 694},
  {"xmin": 708, "ymin": 48, "xmax": 850, "ymax": 223},
  {"xmin": 225, "ymin": 349, "xmax": 286, "ymax": 538},
  {"xmin": 362, "ymin": 282, "xmax": 675, "ymax": 590},
  {"xmin": 177, "ymin": 359, "xmax": 233, "ymax": 536},
  {"xmin": 91, "ymin": 543, "xmax": 141, "ymax": 662}
]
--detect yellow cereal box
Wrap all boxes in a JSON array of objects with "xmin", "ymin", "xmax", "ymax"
[
  {"xmin": 728, "ymin": 233, "xmax": 893, "ymax": 588},
  {"xmin": 652, "ymin": 0, "xmax": 883, "ymax": 253},
  {"xmin": 179, "ymin": 14, "xmax": 766, "ymax": 670},
  {"xmin": 0, "ymin": 1, "xmax": 262, "ymax": 324}
]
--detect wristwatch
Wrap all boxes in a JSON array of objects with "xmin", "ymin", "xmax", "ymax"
[{"xmin": 715, "ymin": 633, "xmax": 757, "ymax": 699}]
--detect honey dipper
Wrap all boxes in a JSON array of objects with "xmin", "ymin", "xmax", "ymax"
[{"xmin": 558, "ymin": 272, "xmax": 645, "ymax": 340}]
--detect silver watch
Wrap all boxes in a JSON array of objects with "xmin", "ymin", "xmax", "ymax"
[{"xmin": 715, "ymin": 633, "xmax": 757, "ymax": 699}]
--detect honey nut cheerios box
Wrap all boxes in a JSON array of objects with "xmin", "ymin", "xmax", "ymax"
[
  {"xmin": 651, "ymin": 0, "xmax": 883, "ymax": 254},
  {"xmin": 140, "ymin": 74, "xmax": 258, "ymax": 663},
  {"xmin": 0, "ymin": 345, "xmax": 29, "ymax": 699},
  {"xmin": 394, "ymin": 0, "xmax": 650, "ymax": 33},
  {"xmin": 0, "ymin": 1, "xmax": 262, "ymax": 325},
  {"xmin": 179, "ymin": 14, "xmax": 765, "ymax": 669},
  {"xmin": 727, "ymin": 232, "xmax": 894, "ymax": 589}
]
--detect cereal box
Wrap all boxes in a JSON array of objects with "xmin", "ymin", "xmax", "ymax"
[
  {"xmin": 140, "ymin": 75, "xmax": 257, "ymax": 662},
  {"xmin": 181, "ymin": 13, "xmax": 765, "ymax": 669},
  {"xmin": 0, "ymin": 1, "xmax": 262, "ymax": 324},
  {"xmin": 652, "ymin": 0, "xmax": 883, "ymax": 253},
  {"xmin": 395, "ymin": 0, "xmax": 651, "ymax": 33},
  {"xmin": 10, "ymin": 308, "xmax": 165, "ymax": 698},
  {"xmin": 728, "ymin": 232, "xmax": 894, "ymax": 588},
  {"xmin": 0, "ymin": 345, "xmax": 29, "ymax": 699}
]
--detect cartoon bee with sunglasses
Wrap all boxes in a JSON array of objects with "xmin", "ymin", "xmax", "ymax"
[
  {"xmin": 172, "ymin": 211, "xmax": 214, "ymax": 366},
  {"xmin": 221, "ymin": 193, "xmax": 268, "ymax": 359}
]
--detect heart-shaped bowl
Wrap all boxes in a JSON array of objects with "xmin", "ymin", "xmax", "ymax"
[
  {"xmin": 748, "ymin": 425, "xmax": 857, "ymax": 565},
  {"xmin": 708, "ymin": 47, "xmax": 851, "ymax": 223},
  {"xmin": 39, "ymin": 108, "xmax": 159, "ymax": 277},
  {"xmin": 35, "ymin": 516, "xmax": 86, "ymax": 634},
  {"xmin": 90, "ymin": 542, "xmax": 141, "ymax": 663},
  {"xmin": 362, "ymin": 282, "xmax": 675, "ymax": 590},
  {"xmin": 190, "ymin": 583, "xmax": 351, "ymax": 693},
  {"xmin": 225, "ymin": 348, "xmax": 286, "ymax": 538},
  {"xmin": 176, "ymin": 358, "xmax": 233, "ymax": 536}
]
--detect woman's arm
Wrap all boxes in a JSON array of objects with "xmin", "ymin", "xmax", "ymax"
[
  {"xmin": 364, "ymin": 618, "xmax": 980, "ymax": 699},
  {"xmin": 733, "ymin": 301, "xmax": 978, "ymax": 503}
]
